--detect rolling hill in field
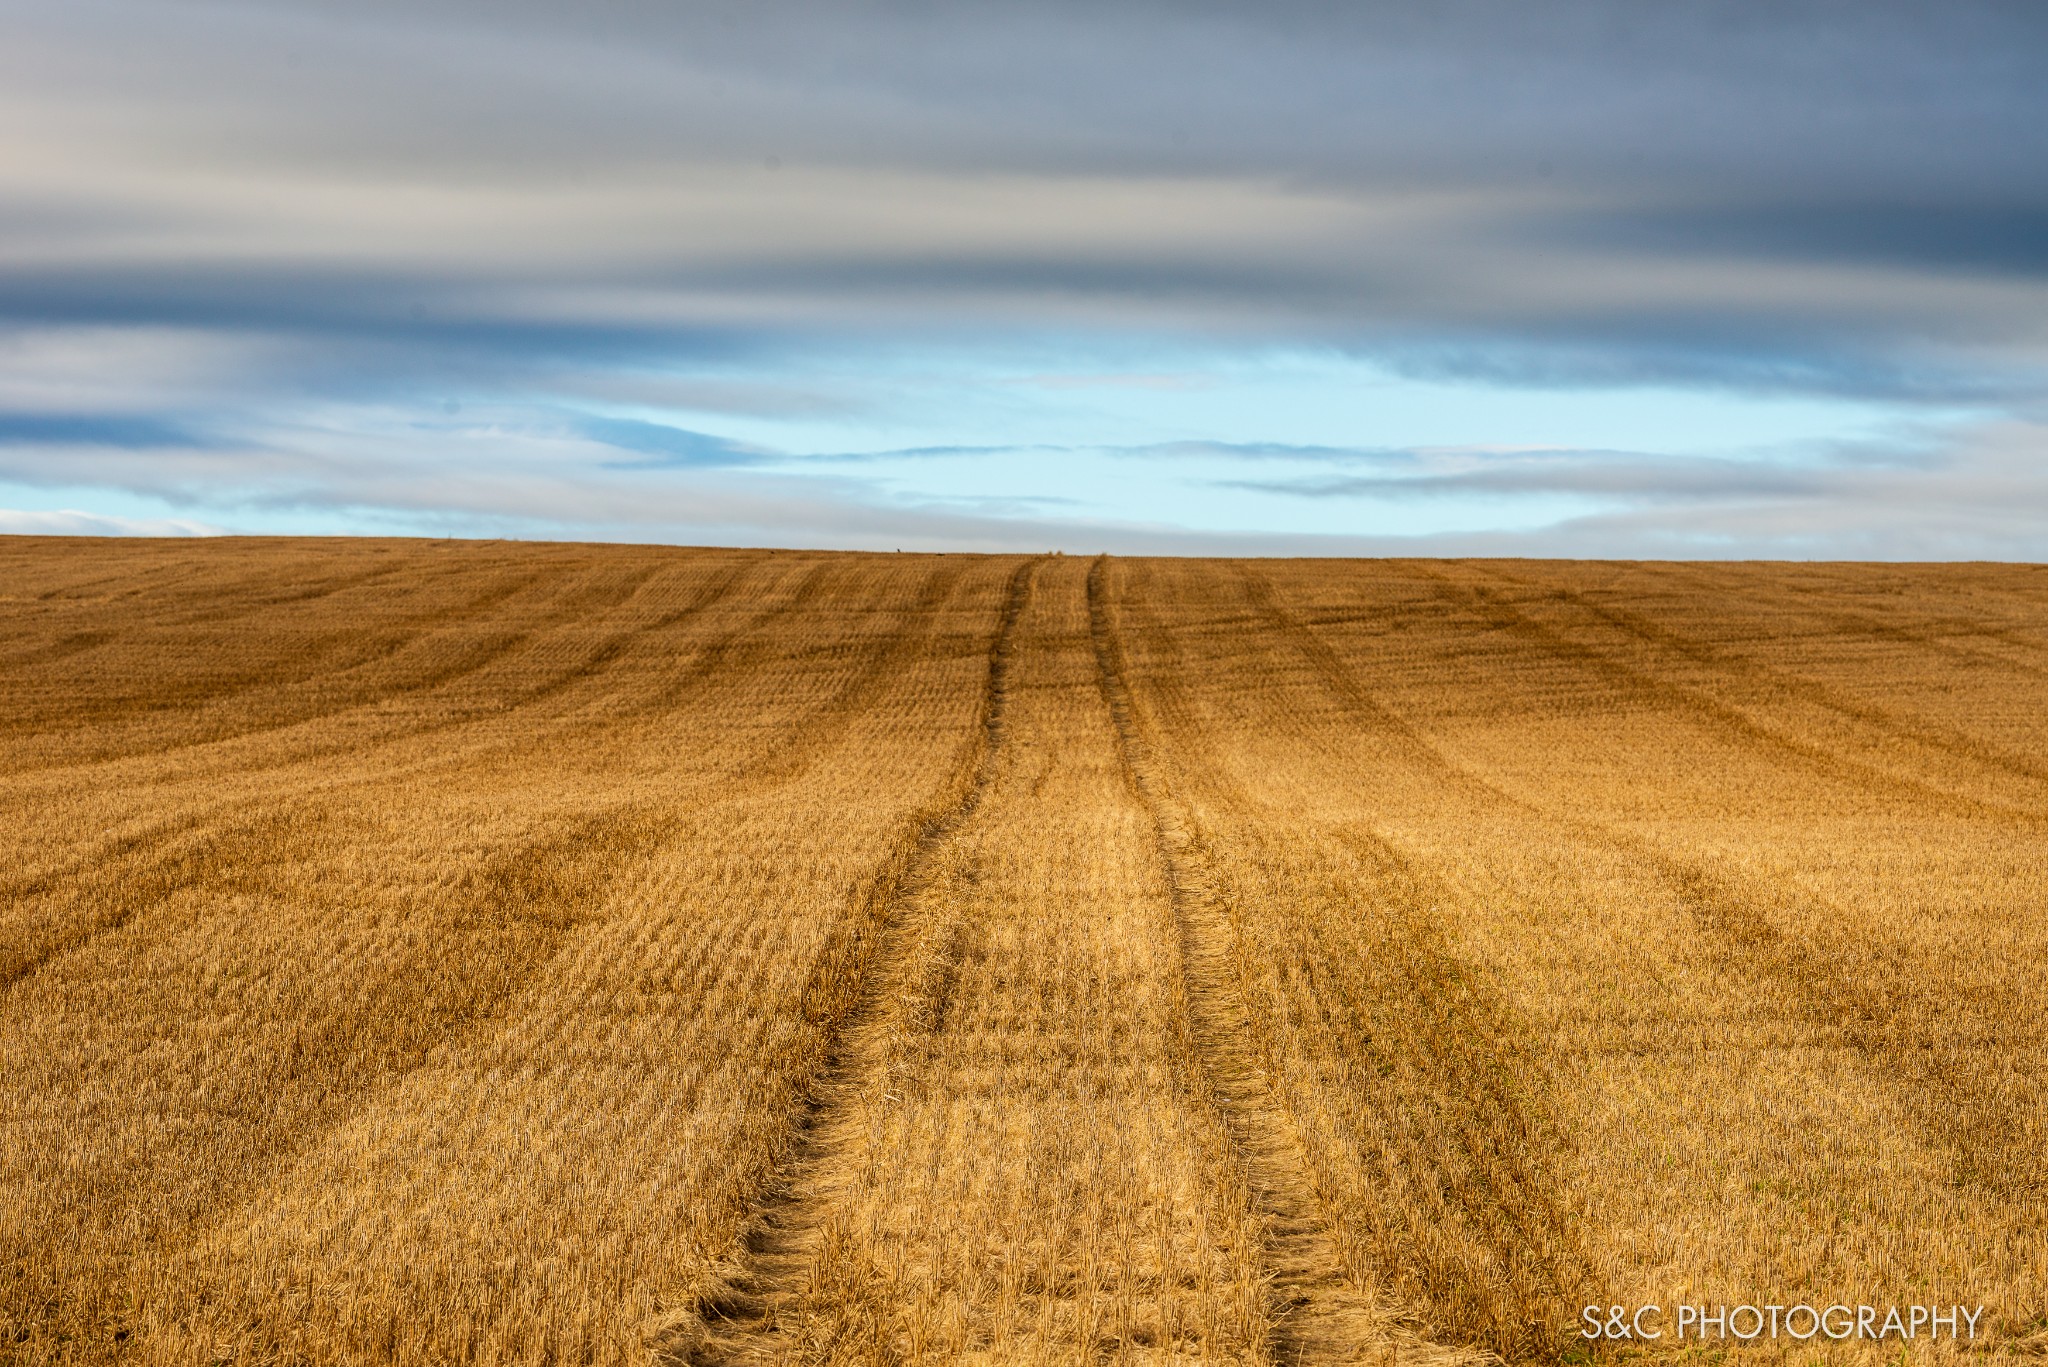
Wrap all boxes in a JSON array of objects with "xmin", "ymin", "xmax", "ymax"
[{"xmin": 1, "ymin": 538, "xmax": 2044, "ymax": 1366}]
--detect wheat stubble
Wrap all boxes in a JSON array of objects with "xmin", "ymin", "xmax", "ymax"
[{"xmin": 2, "ymin": 539, "xmax": 2043, "ymax": 1366}]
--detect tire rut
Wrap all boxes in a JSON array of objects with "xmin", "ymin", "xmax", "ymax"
[
  {"xmin": 1467, "ymin": 561, "xmax": 2048, "ymax": 799},
  {"xmin": 0, "ymin": 558, "xmax": 764, "ymax": 915},
  {"xmin": 0, "ymin": 804, "xmax": 683, "ymax": 1358},
  {"xmin": 0, "ymin": 558, "xmax": 892, "ymax": 1014},
  {"xmin": 1088, "ymin": 556, "xmax": 1479, "ymax": 1367},
  {"xmin": 0, "ymin": 565, "xmax": 560, "ymax": 777},
  {"xmin": 1403, "ymin": 563, "xmax": 2048, "ymax": 825},
  {"xmin": 668, "ymin": 556, "xmax": 1039, "ymax": 1367},
  {"xmin": 1239, "ymin": 562, "xmax": 2048, "ymax": 1202},
  {"xmin": 701, "ymin": 559, "xmax": 978, "ymax": 796},
  {"xmin": 3, "ymin": 552, "xmax": 768, "ymax": 791}
]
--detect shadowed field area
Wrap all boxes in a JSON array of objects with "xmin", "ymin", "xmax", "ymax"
[{"xmin": 1, "ymin": 538, "xmax": 2043, "ymax": 1366}]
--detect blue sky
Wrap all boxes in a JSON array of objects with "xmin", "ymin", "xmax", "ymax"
[{"xmin": 2, "ymin": 1, "xmax": 2045, "ymax": 555}]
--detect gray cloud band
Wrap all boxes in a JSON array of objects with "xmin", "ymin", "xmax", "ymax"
[
  {"xmin": 1, "ymin": 0, "xmax": 2044, "ymax": 553},
  {"xmin": 3, "ymin": 1, "xmax": 2045, "ymax": 388}
]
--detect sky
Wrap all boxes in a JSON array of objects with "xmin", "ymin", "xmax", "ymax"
[{"xmin": 3, "ymin": 0, "xmax": 2046, "ymax": 556}]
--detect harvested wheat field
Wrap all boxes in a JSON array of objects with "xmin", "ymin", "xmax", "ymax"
[{"xmin": 1, "ymin": 537, "xmax": 2044, "ymax": 1367}]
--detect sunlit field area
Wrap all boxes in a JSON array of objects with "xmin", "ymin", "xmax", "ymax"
[{"xmin": 2, "ymin": 538, "xmax": 2044, "ymax": 1367}]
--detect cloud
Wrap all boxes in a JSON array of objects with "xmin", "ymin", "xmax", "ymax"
[
  {"xmin": 0, "ymin": 0, "xmax": 2043, "ymax": 552},
  {"xmin": 1218, "ymin": 447, "xmax": 1867, "ymax": 501},
  {"xmin": 1207, "ymin": 421, "xmax": 2048, "ymax": 558},
  {"xmin": 6, "ymin": 409, "xmax": 2043, "ymax": 560},
  {"xmin": 2, "ymin": 2, "xmax": 2044, "ymax": 394},
  {"xmin": 0, "ymin": 412, "xmax": 212, "ymax": 447},
  {"xmin": 1552, "ymin": 202, "xmax": 2048, "ymax": 280},
  {"xmin": 573, "ymin": 418, "xmax": 766, "ymax": 468},
  {"xmin": 0, "ymin": 506, "xmax": 223, "ymax": 536}
]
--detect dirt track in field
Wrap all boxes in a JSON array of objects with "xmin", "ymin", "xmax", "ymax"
[{"xmin": 2, "ymin": 538, "xmax": 2043, "ymax": 1366}]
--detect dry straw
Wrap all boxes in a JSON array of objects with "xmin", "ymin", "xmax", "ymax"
[{"xmin": 1, "ymin": 538, "xmax": 2042, "ymax": 1365}]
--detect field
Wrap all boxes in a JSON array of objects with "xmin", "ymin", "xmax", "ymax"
[{"xmin": 2, "ymin": 538, "xmax": 2044, "ymax": 1367}]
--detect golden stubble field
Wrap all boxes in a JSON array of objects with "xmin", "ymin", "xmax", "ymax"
[{"xmin": 1, "ymin": 537, "xmax": 2043, "ymax": 1367}]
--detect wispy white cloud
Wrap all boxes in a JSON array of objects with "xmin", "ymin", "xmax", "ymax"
[
  {"xmin": 3, "ymin": 408, "xmax": 2042, "ymax": 559},
  {"xmin": 0, "ymin": 506, "xmax": 223, "ymax": 536}
]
